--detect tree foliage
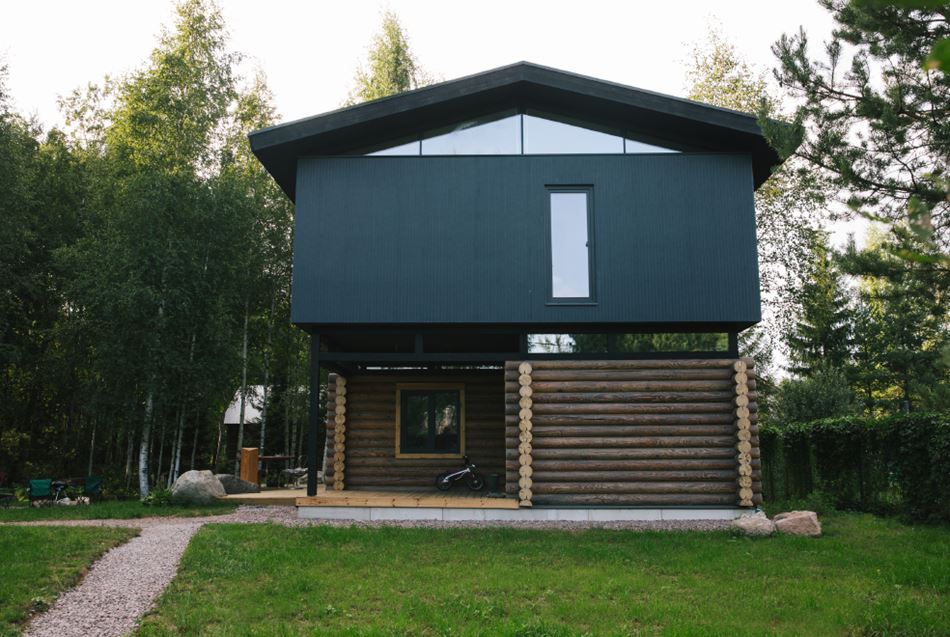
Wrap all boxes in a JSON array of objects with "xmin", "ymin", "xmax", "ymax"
[
  {"xmin": 787, "ymin": 232, "xmax": 853, "ymax": 375},
  {"xmin": 345, "ymin": 11, "xmax": 433, "ymax": 105},
  {"xmin": 686, "ymin": 28, "xmax": 828, "ymax": 381},
  {"xmin": 768, "ymin": 0, "xmax": 950, "ymax": 246},
  {"xmin": 0, "ymin": 0, "xmax": 304, "ymax": 495},
  {"xmin": 770, "ymin": 364, "xmax": 856, "ymax": 424}
]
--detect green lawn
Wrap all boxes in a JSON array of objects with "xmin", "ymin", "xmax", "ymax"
[
  {"xmin": 0, "ymin": 525, "xmax": 137, "ymax": 637},
  {"xmin": 0, "ymin": 500, "xmax": 236, "ymax": 522},
  {"xmin": 136, "ymin": 514, "xmax": 950, "ymax": 637}
]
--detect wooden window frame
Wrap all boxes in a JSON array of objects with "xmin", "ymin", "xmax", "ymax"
[{"xmin": 394, "ymin": 383, "xmax": 466, "ymax": 459}]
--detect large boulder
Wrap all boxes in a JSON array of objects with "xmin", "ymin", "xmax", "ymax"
[
  {"xmin": 171, "ymin": 470, "xmax": 226, "ymax": 505},
  {"xmin": 731, "ymin": 511, "xmax": 775, "ymax": 537},
  {"xmin": 774, "ymin": 510, "xmax": 822, "ymax": 537},
  {"xmin": 215, "ymin": 473, "xmax": 259, "ymax": 494}
]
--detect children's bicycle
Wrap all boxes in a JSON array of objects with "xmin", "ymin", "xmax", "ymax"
[{"xmin": 435, "ymin": 456, "xmax": 484, "ymax": 491}]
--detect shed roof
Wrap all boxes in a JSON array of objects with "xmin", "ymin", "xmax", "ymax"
[
  {"xmin": 249, "ymin": 61, "xmax": 784, "ymax": 201},
  {"xmin": 222, "ymin": 386, "xmax": 263, "ymax": 425}
]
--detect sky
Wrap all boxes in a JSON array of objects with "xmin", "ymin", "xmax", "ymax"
[{"xmin": 2, "ymin": 1, "xmax": 837, "ymax": 128}]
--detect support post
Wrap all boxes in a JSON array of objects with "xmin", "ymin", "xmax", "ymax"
[
  {"xmin": 728, "ymin": 331, "xmax": 739, "ymax": 358},
  {"xmin": 733, "ymin": 358, "xmax": 753, "ymax": 507},
  {"xmin": 307, "ymin": 334, "xmax": 321, "ymax": 497},
  {"xmin": 517, "ymin": 361, "xmax": 534, "ymax": 507}
]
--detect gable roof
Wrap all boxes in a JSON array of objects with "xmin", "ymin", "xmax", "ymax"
[{"xmin": 249, "ymin": 61, "xmax": 784, "ymax": 200}]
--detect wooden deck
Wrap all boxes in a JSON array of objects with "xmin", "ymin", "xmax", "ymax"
[
  {"xmin": 222, "ymin": 488, "xmax": 306, "ymax": 506},
  {"xmin": 296, "ymin": 485, "xmax": 519, "ymax": 509}
]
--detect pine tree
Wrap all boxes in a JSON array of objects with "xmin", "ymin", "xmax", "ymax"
[
  {"xmin": 767, "ymin": 0, "xmax": 950, "ymax": 246},
  {"xmin": 787, "ymin": 233, "xmax": 853, "ymax": 376}
]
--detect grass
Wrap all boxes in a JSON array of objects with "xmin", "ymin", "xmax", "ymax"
[
  {"xmin": 0, "ymin": 525, "xmax": 137, "ymax": 637},
  {"xmin": 0, "ymin": 500, "xmax": 236, "ymax": 522},
  {"xmin": 136, "ymin": 513, "xmax": 950, "ymax": 637}
]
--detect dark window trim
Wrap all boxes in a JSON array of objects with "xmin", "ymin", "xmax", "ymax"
[
  {"xmin": 546, "ymin": 186, "xmax": 596, "ymax": 305},
  {"xmin": 394, "ymin": 383, "xmax": 465, "ymax": 459}
]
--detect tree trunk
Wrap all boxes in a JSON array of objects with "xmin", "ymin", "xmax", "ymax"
[
  {"xmin": 155, "ymin": 411, "xmax": 167, "ymax": 488},
  {"xmin": 139, "ymin": 393, "xmax": 154, "ymax": 498},
  {"xmin": 190, "ymin": 408, "xmax": 200, "ymax": 470},
  {"xmin": 125, "ymin": 430, "xmax": 134, "ymax": 490},
  {"xmin": 259, "ymin": 291, "xmax": 276, "ymax": 460},
  {"xmin": 234, "ymin": 299, "xmax": 249, "ymax": 474},
  {"xmin": 167, "ymin": 406, "xmax": 185, "ymax": 488},
  {"xmin": 283, "ymin": 386, "xmax": 292, "ymax": 469},
  {"xmin": 87, "ymin": 419, "xmax": 97, "ymax": 476},
  {"xmin": 212, "ymin": 416, "xmax": 223, "ymax": 470}
]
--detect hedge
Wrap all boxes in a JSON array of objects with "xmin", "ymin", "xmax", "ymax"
[{"xmin": 760, "ymin": 413, "xmax": 950, "ymax": 523}]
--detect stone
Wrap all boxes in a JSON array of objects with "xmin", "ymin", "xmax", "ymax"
[
  {"xmin": 731, "ymin": 511, "xmax": 775, "ymax": 537},
  {"xmin": 774, "ymin": 510, "xmax": 822, "ymax": 537},
  {"xmin": 171, "ymin": 470, "xmax": 226, "ymax": 505},
  {"xmin": 215, "ymin": 473, "xmax": 260, "ymax": 494}
]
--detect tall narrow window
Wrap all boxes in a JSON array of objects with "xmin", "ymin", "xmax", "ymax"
[{"xmin": 549, "ymin": 190, "xmax": 593, "ymax": 300}]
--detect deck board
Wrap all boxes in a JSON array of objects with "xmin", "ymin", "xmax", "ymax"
[{"xmin": 296, "ymin": 486, "xmax": 518, "ymax": 509}]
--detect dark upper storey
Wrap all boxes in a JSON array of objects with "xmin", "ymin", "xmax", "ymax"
[{"xmin": 249, "ymin": 62, "xmax": 789, "ymax": 332}]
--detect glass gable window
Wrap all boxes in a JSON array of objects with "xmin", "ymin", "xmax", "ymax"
[
  {"xmin": 524, "ymin": 115, "xmax": 623, "ymax": 154},
  {"xmin": 397, "ymin": 386, "xmax": 463, "ymax": 457},
  {"xmin": 624, "ymin": 138, "xmax": 679, "ymax": 154},
  {"xmin": 368, "ymin": 139, "xmax": 420, "ymax": 156},
  {"xmin": 549, "ymin": 189, "xmax": 593, "ymax": 300},
  {"xmin": 421, "ymin": 114, "xmax": 521, "ymax": 155},
  {"xmin": 365, "ymin": 113, "xmax": 680, "ymax": 156}
]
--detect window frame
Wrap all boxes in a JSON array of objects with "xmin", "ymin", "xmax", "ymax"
[
  {"xmin": 394, "ymin": 383, "xmax": 466, "ymax": 459},
  {"xmin": 545, "ymin": 186, "xmax": 597, "ymax": 305}
]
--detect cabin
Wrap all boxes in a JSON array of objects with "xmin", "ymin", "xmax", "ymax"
[{"xmin": 249, "ymin": 62, "xmax": 781, "ymax": 521}]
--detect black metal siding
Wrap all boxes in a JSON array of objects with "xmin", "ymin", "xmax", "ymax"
[{"xmin": 291, "ymin": 154, "xmax": 760, "ymax": 326}]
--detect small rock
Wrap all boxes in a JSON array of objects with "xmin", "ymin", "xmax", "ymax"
[
  {"xmin": 731, "ymin": 511, "xmax": 775, "ymax": 537},
  {"xmin": 170, "ymin": 470, "xmax": 226, "ymax": 505},
  {"xmin": 215, "ymin": 474, "xmax": 260, "ymax": 494},
  {"xmin": 774, "ymin": 510, "xmax": 822, "ymax": 537}
]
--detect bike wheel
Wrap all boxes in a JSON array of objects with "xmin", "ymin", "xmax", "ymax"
[
  {"xmin": 466, "ymin": 475, "xmax": 485, "ymax": 491},
  {"xmin": 435, "ymin": 473, "xmax": 453, "ymax": 491}
]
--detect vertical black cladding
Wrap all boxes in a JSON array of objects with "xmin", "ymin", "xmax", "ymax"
[{"xmin": 292, "ymin": 153, "xmax": 760, "ymax": 328}]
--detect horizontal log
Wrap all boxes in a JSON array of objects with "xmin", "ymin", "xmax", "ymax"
[
  {"xmin": 511, "ymin": 447, "xmax": 739, "ymax": 460},
  {"xmin": 530, "ymin": 470, "xmax": 737, "ymax": 482},
  {"xmin": 505, "ymin": 402, "xmax": 738, "ymax": 415},
  {"xmin": 530, "ymin": 493, "xmax": 739, "ymax": 505},
  {"xmin": 531, "ymin": 481, "xmax": 736, "ymax": 495},
  {"xmin": 516, "ymin": 380, "xmax": 735, "ymax": 393},
  {"xmin": 506, "ymin": 425, "xmax": 734, "ymax": 438},
  {"xmin": 505, "ymin": 413, "xmax": 735, "ymax": 426},
  {"xmin": 506, "ymin": 359, "xmax": 746, "ymax": 370},
  {"xmin": 504, "ymin": 369, "xmax": 735, "ymax": 382},
  {"xmin": 525, "ymin": 435, "xmax": 737, "ymax": 449},
  {"xmin": 520, "ymin": 458, "xmax": 747, "ymax": 471},
  {"xmin": 521, "ymin": 391, "xmax": 739, "ymax": 404}
]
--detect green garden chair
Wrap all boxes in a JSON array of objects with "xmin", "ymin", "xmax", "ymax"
[
  {"xmin": 83, "ymin": 476, "xmax": 103, "ymax": 502},
  {"xmin": 28, "ymin": 479, "xmax": 52, "ymax": 506}
]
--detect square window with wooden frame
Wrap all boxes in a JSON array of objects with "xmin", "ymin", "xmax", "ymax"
[{"xmin": 395, "ymin": 384, "xmax": 465, "ymax": 458}]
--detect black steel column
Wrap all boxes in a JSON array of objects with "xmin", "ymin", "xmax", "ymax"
[
  {"xmin": 728, "ymin": 331, "xmax": 739, "ymax": 358},
  {"xmin": 307, "ymin": 333, "xmax": 321, "ymax": 497}
]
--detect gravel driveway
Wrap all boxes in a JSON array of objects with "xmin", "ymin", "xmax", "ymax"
[{"xmin": 10, "ymin": 506, "xmax": 731, "ymax": 637}]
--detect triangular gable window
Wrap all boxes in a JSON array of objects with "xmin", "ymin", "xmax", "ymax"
[{"xmin": 365, "ymin": 113, "xmax": 680, "ymax": 156}]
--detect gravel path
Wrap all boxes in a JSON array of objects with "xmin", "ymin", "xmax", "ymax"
[
  {"xmin": 10, "ymin": 506, "xmax": 732, "ymax": 637},
  {"xmin": 23, "ymin": 522, "xmax": 202, "ymax": 637}
]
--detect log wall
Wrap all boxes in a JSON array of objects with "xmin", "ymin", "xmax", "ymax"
[
  {"xmin": 324, "ymin": 372, "xmax": 506, "ymax": 489},
  {"xmin": 504, "ymin": 359, "xmax": 762, "ymax": 507}
]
